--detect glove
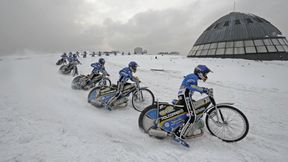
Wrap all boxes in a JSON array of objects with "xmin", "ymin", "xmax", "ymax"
[{"xmin": 203, "ymin": 88, "xmax": 209, "ymax": 94}]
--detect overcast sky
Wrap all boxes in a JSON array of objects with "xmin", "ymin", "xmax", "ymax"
[{"xmin": 0, "ymin": 0, "xmax": 287, "ymax": 55}]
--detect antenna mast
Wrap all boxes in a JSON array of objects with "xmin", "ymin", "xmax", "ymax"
[{"xmin": 233, "ymin": 0, "xmax": 236, "ymax": 12}]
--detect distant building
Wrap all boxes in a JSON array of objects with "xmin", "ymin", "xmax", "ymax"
[
  {"xmin": 134, "ymin": 47, "xmax": 143, "ymax": 54},
  {"xmin": 158, "ymin": 51, "xmax": 179, "ymax": 55},
  {"xmin": 188, "ymin": 12, "xmax": 288, "ymax": 60}
]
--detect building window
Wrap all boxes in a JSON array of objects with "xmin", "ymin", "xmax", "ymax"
[
  {"xmin": 283, "ymin": 38, "xmax": 288, "ymax": 45},
  {"xmin": 225, "ymin": 48, "xmax": 234, "ymax": 55},
  {"xmin": 224, "ymin": 21, "xmax": 230, "ymax": 27},
  {"xmin": 209, "ymin": 43, "xmax": 217, "ymax": 49},
  {"xmin": 217, "ymin": 42, "xmax": 226, "ymax": 48},
  {"xmin": 245, "ymin": 47, "xmax": 257, "ymax": 53},
  {"xmin": 216, "ymin": 48, "xmax": 225, "ymax": 55},
  {"xmin": 271, "ymin": 39, "xmax": 280, "ymax": 45},
  {"xmin": 235, "ymin": 19, "xmax": 241, "ymax": 25},
  {"xmin": 195, "ymin": 50, "xmax": 201, "ymax": 56},
  {"xmin": 203, "ymin": 44, "xmax": 211, "ymax": 50},
  {"xmin": 263, "ymin": 39, "xmax": 273, "ymax": 46},
  {"xmin": 256, "ymin": 46, "xmax": 268, "ymax": 53},
  {"xmin": 198, "ymin": 45, "xmax": 204, "ymax": 50},
  {"xmin": 208, "ymin": 49, "xmax": 216, "ymax": 55},
  {"xmin": 189, "ymin": 50, "xmax": 197, "ymax": 56},
  {"xmin": 278, "ymin": 38, "xmax": 286, "ymax": 45},
  {"xmin": 226, "ymin": 41, "xmax": 234, "ymax": 48},
  {"xmin": 254, "ymin": 39, "xmax": 264, "ymax": 46},
  {"xmin": 266, "ymin": 45, "xmax": 277, "ymax": 52},
  {"xmin": 234, "ymin": 47, "xmax": 245, "ymax": 54},
  {"xmin": 234, "ymin": 41, "xmax": 244, "ymax": 47},
  {"xmin": 200, "ymin": 49, "xmax": 208, "ymax": 56},
  {"xmin": 244, "ymin": 40, "xmax": 254, "ymax": 46},
  {"xmin": 276, "ymin": 45, "xmax": 285, "ymax": 52},
  {"xmin": 245, "ymin": 18, "xmax": 253, "ymax": 24},
  {"xmin": 283, "ymin": 45, "xmax": 288, "ymax": 52}
]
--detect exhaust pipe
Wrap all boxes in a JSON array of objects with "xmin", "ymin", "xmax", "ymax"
[{"xmin": 148, "ymin": 129, "xmax": 168, "ymax": 138}]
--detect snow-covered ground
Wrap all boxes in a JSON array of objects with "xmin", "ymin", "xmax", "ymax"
[{"xmin": 0, "ymin": 53, "xmax": 288, "ymax": 162}]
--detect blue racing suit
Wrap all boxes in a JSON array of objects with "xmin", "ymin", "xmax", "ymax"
[
  {"xmin": 90, "ymin": 62, "xmax": 108, "ymax": 75},
  {"xmin": 175, "ymin": 73, "xmax": 208, "ymax": 139},
  {"xmin": 178, "ymin": 73, "xmax": 207, "ymax": 97},
  {"xmin": 105, "ymin": 67, "xmax": 137, "ymax": 109},
  {"xmin": 87, "ymin": 62, "xmax": 109, "ymax": 84}
]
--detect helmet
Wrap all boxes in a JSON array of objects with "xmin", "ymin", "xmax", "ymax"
[
  {"xmin": 194, "ymin": 65, "xmax": 212, "ymax": 82},
  {"xmin": 98, "ymin": 58, "xmax": 105, "ymax": 65},
  {"xmin": 128, "ymin": 61, "xmax": 138, "ymax": 73},
  {"xmin": 68, "ymin": 52, "xmax": 73, "ymax": 56},
  {"xmin": 73, "ymin": 54, "xmax": 77, "ymax": 58}
]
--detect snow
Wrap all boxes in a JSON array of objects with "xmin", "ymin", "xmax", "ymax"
[{"xmin": 0, "ymin": 53, "xmax": 288, "ymax": 162}]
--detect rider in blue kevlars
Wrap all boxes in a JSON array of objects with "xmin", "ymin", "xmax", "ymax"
[
  {"xmin": 105, "ymin": 61, "xmax": 139, "ymax": 110},
  {"xmin": 86, "ymin": 58, "xmax": 109, "ymax": 85},
  {"xmin": 61, "ymin": 52, "xmax": 67, "ymax": 59},
  {"xmin": 173, "ymin": 65, "xmax": 212, "ymax": 144}
]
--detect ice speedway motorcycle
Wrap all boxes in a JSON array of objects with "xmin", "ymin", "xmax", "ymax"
[
  {"xmin": 59, "ymin": 62, "xmax": 80, "ymax": 76},
  {"xmin": 88, "ymin": 80, "xmax": 155, "ymax": 112},
  {"xmin": 138, "ymin": 88, "xmax": 249, "ymax": 147},
  {"xmin": 71, "ymin": 73, "xmax": 111, "ymax": 90},
  {"xmin": 56, "ymin": 58, "xmax": 67, "ymax": 66}
]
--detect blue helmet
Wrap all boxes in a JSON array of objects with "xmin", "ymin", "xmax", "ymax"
[
  {"xmin": 99, "ymin": 58, "xmax": 105, "ymax": 65},
  {"xmin": 128, "ymin": 61, "xmax": 138, "ymax": 72},
  {"xmin": 194, "ymin": 65, "xmax": 212, "ymax": 81}
]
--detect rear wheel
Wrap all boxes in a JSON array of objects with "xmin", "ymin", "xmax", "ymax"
[
  {"xmin": 87, "ymin": 87, "xmax": 103, "ymax": 107},
  {"xmin": 205, "ymin": 105, "xmax": 249, "ymax": 142},
  {"xmin": 132, "ymin": 88, "xmax": 154, "ymax": 112},
  {"xmin": 138, "ymin": 105, "xmax": 158, "ymax": 133}
]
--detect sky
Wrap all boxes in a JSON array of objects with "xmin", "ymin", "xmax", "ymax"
[{"xmin": 0, "ymin": 0, "xmax": 287, "ymax": 55}]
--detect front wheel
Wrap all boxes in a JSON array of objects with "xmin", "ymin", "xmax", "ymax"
[
  {"xmin": 132, "ymin": 88, "xmax": 155, "ymax": 112},
  {"xmin": 205, "ymin": 105, "xmax": 249, "ymax": 142},
  {"xmin": 97, "ymin": 78, "xmax": 111, "ymax": 87},
  {"xmin": 71, "ymin": 75, "xmax": 85, "ymax": 89}
]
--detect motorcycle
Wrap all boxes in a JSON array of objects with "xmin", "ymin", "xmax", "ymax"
[
  {"xmin": 71, "ymin": 74, "xmax": 111, "ymax": 90},
  {"xmin": 138, "ymin": 88, "xmax": 249, "ymax": 147},
  {"xmin": 88, "ymin": 80, "xmax": 155, "ymax": 112},
  {"xmin": 59, "ymin": 62, "xmax": 80, "ymax": 76},
  {"xmin": 56, "ymin": 58, "xmax": 66, "ymax": 65}
]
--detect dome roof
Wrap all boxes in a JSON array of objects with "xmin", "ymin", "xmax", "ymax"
[{"xmin": 194, "ymin": 12, "xmax": 283, "ymax": 45}]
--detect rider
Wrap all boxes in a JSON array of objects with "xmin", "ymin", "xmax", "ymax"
[
  {"xmin": 86, "ymin": 58, "xmax": 109, "ymax": 86},
  {"xmin": 173, "ymin": 65, "xmax": 212, "ymax": 144},
  {"xmin": 105, "ymin": 61, "xmax": 139, "ymax": 110},
  {"xmin": 67, "ymin": 54, "xmax": 80, "ymax": 68},
  {"xmin": 60, "ymin": 52, "xmax": 67, "ymax": 63}
]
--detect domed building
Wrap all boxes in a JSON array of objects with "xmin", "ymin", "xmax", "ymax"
[{"xmin": 188, "ymin": 12, "xmax": 288, "ymax": 60}]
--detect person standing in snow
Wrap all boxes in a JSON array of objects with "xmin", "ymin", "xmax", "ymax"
[
  {"xmin": 105, "ymin": 61, "xmax": 139, "ymax": 110},
  {"xmin": 173, "ymin": 65, "xmax": 212, "ymax": 144}
]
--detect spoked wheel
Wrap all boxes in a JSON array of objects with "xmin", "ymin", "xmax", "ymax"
[
  {"xmin": 71, "ymin": 75, "xmax": 85, "ymax": 89},
  {"xmin": 205, "ymin": 105, "xmax": 249, "ymax": 142},
  {"xmin": 138, "ymin": 105, "xmax": 158, "ymax": 133},
  {"xmin": 59, "ymin": 65, "xmax": 71, "ymax": 74},
  {"xmin": 87, "ymin": 87, "xmax": 103, "ymax": 107},
  {"xmin": 132, "ymin": 88, "xmax": 155, "ymax": 112},
  {"xmin": 97, "ymin": 78, "xmax": 111, "ymax": 87}
]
